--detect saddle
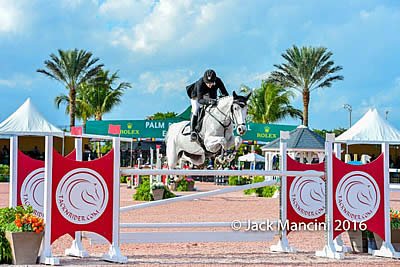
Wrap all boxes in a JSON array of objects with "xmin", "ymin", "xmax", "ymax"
[{"xmin": 182, "ymin": 106, "xmax": 208, "ymax": 136}]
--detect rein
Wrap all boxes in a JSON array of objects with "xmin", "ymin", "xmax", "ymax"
[{"xmin": 204, "ymin": 99, "xmax": 245, "ymax": 131}]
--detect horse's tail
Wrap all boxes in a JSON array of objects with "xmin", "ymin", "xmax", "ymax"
[{"xmin": 165, "ymin": 124, "xmax": 177, "ymax": 169}]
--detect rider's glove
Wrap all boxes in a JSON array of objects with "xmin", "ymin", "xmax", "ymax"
[{"xmin": 207, "ymin": 99, "xmax": 217, "ymax": 106}]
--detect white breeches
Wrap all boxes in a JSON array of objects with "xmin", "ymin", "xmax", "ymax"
[{"xmin": 191, "ymin": 99, "xmax": 200, "ymax": 115}]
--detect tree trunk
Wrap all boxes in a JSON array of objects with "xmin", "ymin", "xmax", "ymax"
[
  {"xmin": 95, "ymin": 112, "xmax": 102, "ymax": 121},
  {"xmin": 69, "ymin": 87, "xmax": 76, "ymax": 128},
  {"xmin": 302, "ymin": 90, "xmax": 310, "ymax": 127}
]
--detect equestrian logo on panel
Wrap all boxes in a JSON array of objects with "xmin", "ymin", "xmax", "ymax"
[
  {"xmin": 289, "ymin": 176, "xmax": 325, "ymax": 219},
  {"xmin": 20, "ymin": 167, "xmax": 45, "ymax": 218},
  {"xmin": 55, "ymin": 168, "xmax": 109, "ymax": 224},
  {"xmin": 335, "ymin": 171, "xmax": 380, "ymax": 222}
]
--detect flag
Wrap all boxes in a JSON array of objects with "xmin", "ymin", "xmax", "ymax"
[
  {"xmin": 70, "ymin": 126, "xmax": 83, "ymax": 136},
  {"xmin": 108, "ymin": 124, "xmax": 121, "ymax": 135}
]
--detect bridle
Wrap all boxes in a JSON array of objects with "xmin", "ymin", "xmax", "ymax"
[{"xmin": 205, "ymin": 99, "xmax": 246, "ymax": 131}]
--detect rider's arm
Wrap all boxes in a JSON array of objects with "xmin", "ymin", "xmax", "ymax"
[
  {"xmin": 196, "ymin": 81, "xmax": 209, "ymax": 105},
  {"xmin": 216, "ymin": 77, "xmax": 228, "ymax": 97}
]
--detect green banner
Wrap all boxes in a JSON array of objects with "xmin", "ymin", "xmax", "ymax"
[
  {"xmin": 85, "ymin": 120, "xmax": 296, "ymax": 143},
  {"xmin": 241, "ymin": 123, "xmax": 296, "ymax": 143}
]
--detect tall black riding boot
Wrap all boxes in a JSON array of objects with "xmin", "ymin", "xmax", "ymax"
[{"xmin": 190, "ymin": 114, "xmax": 198, "ymax": 142}]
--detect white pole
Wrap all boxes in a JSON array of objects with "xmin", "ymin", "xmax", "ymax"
[
  {"xmin": 9, "ymin": 136, "xmax": 18, "ymax": 207},
  {"xmin": 130, "ymin": 140, "xmax": 133, "ymax": 167},
  {"xmin": 332, "ymin": 142, "xmax": 348, "ymax": 253},
  {"xmin": 372, "ymin": 143, "xmax": 400, "ymax": 258},
  {"xmin": 270, "ymin": 131, "xmax": 295, "ymax": 252},
  {"xmin": 156, "ymin": 146, "xmax": 161, "ymax": 182},
  {"xmin": 103, "ymin": 137, "xmax": 127, "ymax": 263},
  {"xmin": 40, "ymin": 136, "xmax": 59, "ymax": 265},
  {"xmin": 333, "ymin": 143, "xmax": 341, "ymax": 160},
  {"xmin": 65, "ymin": 137, "xmax": 89, "ymax": 257},
  {"xmin": 316, "ymin": 133, "xmax": 343, "ymax": 259},
  {"xmin": 150, "ymin": 147, "xmax": 154, "ymax": 191}
]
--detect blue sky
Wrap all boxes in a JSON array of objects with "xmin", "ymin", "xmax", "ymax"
[{"xmin": 1, "ymin": 0, "xmax": 400, "ymax": 130}]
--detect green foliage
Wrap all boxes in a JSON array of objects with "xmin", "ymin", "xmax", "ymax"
[
  {"xmin": 247, "ymin": 81, "xmax": 302, "ymax": 124},
  {"xmin": 0, "ymin": 231, "xmax": 12, "ymax": 264},
  {"xmin": 101, "ymin": 141, "xmax": 113, "ymax": 154},
  {"xmin": 133, "ymin": 178, "xmax": 153, "ymax": 201},
  {"xmin": 243, "ymin": 176, "xmax": 279, "ymax": 198},
  {"xmin": 313, "ymin": 128, "xmax": 347, "ymax": 138},
  {"xmin": 133, "ymin": 177, "xmax": 175, "ymax": 201},
  {"xmin": 176, "ymin": 177, "xmax": 195, "ymax": 191},
  {"xmin": 120, "ymin": 176, "xmax": 127, "ymax": 184},
  {"xmin": 391, "ymin": 208, "xmax": 400, "ymax": 230},
  {"xmin": 261, "ymin": 185, "xmax": 279, "ymax": 198},
  {"xmin": 146, "ymin": 112, "xmax": 178, "ymax": 120},
  {"xmin": 228, "ymin": 176, "xmax": 251, "ymax": 185},
  {"xmin": 0, "ymin": 165, "xmax": 9, "ymax": 182}
]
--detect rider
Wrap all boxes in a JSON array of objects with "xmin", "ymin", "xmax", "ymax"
[{"xmin": 187, "ymin": 69, "xmax": 229, "ymax": 142}]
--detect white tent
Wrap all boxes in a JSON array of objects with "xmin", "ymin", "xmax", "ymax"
[
  {"xmin": 336, "ymin": 108, "xmax": 400, "ymax": 144},
  {"xmin": 0, "ymin": 98, "xmax": 64, "ymax": 137},
  {"xmin": 238, "ymin": 152, "xmax": 265, "ymax": 162}
]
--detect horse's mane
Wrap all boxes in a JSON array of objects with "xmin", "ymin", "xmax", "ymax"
[{"xmin": 217, "ymin": 95, "xmax": 233, "ymax": 106}]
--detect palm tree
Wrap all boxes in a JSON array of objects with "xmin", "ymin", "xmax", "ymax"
[
  {"xmin": 54, "ymin": 69, "xmax": 130, "ymax": 129},
  {"xmin": 37, "ymin": 49, "xmax": 103, "ymax": 127},
  {"xmin": 54, "ymin": 85, "xmax": 94, "ymax": 130},
  {"xmin": 88, "ymin": 69, "xmax": 131, "ymax": 121},
  {"xmin": 248, "ymin": 81, "xmax": 302, "ymax": 123},
  {"xmin": 268, "ymin": 45, "xmax": 343, "ymax": 127}
]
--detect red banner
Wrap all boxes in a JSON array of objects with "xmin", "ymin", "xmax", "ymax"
[
  {"xmin": 332, "ymin": 154, "xmax": 385, "ymax": 240},
  {"xmin": 286, "ymin": 155, "xmax": 325, "ymax": 233},
  {"xmin": 65, "ymin": 149, "xmax": 77, "ymax": 160},
  {"xmin": 51, "ymin": 149, "xmax": 114, "ymax": 244},
  {"xmin": 17, "ymin": 150, "xmax": 45, "ymax": 217}
]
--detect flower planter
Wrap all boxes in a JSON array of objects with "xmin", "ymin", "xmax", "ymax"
[
  {"xmin": 152, "ymin": 188, "xmax": 165, "ymax": 201},
  {"xmin": 6, "ymin": 231, "xmax": 43, "ymax": 265},
  {"xmin": 187, "ymin": 183, "xmax": 194, "ymax": 191}
]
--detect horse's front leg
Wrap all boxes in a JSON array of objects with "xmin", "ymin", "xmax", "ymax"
[{"xmin": 204, "ymin": 136, "xmax": 227, "ymax": 154}]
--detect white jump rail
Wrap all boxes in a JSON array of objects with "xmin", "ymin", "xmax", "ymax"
[{"xmin": 119, "ymin": 169, "xmax": 323, "ymax": 213}]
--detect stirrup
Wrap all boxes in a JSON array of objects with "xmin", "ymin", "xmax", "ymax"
[{"xmin": 190, "ymin": 132, "xmax": 198, "ymax": 142}]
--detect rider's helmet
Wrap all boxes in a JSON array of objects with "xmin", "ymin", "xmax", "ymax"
[{"xmin": 203, "ymin": 69, "xmax": 217, "ymax": 84}]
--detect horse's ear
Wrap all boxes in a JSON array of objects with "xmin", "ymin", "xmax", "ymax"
[
  {"xmin": 233, "ymin": 91, "xmax": 238, "ymax": 98},
  {"xmin": 245, "ymin": 92, "xmax": 252, "ymax": 101}
]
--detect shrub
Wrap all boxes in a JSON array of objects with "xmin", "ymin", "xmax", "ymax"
[
  {"xmin": 120, "ymin": 176, "xmax": 127, "ymax": 184},
  {"xmin": 228, "ymin": 176, "xmax": 250, "ymax": 186},
  {"xmin": 243, "ymin": 176, "xmax": 279, "ymax": 198},
  {"xmin": 133, "ymin": 178, "xmax": 152, "ymax": 201}
]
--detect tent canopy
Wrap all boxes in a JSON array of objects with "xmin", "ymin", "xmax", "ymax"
[
  {"xmin": 238, "ymin": 152, "xmax": 265, "ymax": 162},
  {"xmin": 0, "ymin": 98, "xmax": 64, "ymax": 137},
  {"xmin": 336, "ymin": 108, "xmax": 400, "ymax": 144}
]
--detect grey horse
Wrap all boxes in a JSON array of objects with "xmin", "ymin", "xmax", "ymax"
[{"xmin": 166, "ymin": 91, "xmax": 251, "ymax": 168}]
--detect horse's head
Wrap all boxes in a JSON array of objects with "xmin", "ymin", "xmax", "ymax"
[{"xmin": 232, "ymin": 91, "xmax": 251, "ymax": 136}]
